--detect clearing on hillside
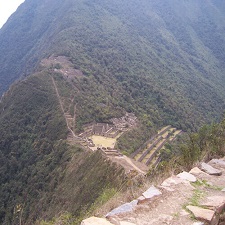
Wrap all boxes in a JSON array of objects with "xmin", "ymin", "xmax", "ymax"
[{"xmin": 90, "ymin": 135, "xmax": 118, "ymax": 149}]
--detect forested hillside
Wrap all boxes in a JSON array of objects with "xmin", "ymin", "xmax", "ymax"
[
  {"xmin": 0, "ymin": 72, "xmax": 126, "ymax": 224},
  {"xmin": 0, "ymin": 0, "xmax": 225, "ymax": 131}
]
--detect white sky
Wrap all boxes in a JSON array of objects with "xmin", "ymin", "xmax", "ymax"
[{"xmin": 0, "ymin": 0, "xmax": 25, "ymax": 28}]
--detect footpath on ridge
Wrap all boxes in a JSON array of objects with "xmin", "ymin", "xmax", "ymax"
[
  {"xmin": 81, "ymin": 158, "xmax": 225, "ymax": 225},
  {"xmin": 48, "ymin": 58, "xmax": 183, "ymax": 176}
]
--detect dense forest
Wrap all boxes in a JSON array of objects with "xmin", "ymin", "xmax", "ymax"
[
  {"xmin": 0, "ymin": 0, "xmax": 225, "ymax": 131},
  {"xmin": 0, "ymin": 72, "xmax": 126, "ymax": 224},
  {"xmin": 0, "ymin": 0, "xmax": 225, "ymax": 224}
]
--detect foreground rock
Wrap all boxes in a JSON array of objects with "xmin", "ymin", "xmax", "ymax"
[
  {"xmin": 209, "ymin": 159, "xmax": 225, "ymax": 168},
  {"xmin": 142, "ymin": 186, "xmax": 162, "ymax": 199},
  {"xmin": 161, "ymin": 175, "xmax": 189, "ymax": 187},
  {"xmin": 189, "ymin": 167, "xmax": 209, "ymax": 176},
  {"xmin": 200, "ymin": 162, "xmax": 222, "ymax": 176},
  {"xmin": 202, "ymin": 196, "xmax": 225, "ymax": 214},
  {"xmin": 81, "ymin": 217, "xmax": 113, "ymax": 225},
  {"xmin": 186, "ymin": 205, "xmax": 219, "ymax": 224},
  {"xmin": 177, "ymin": 171, "xmax": 197, "ymax": 182},
  {"xmin": 82, "ymin": 158, "xmax": 225, "ymax": 225},
  {"xmin": 106, "ymin": 200, "xmax": 138, "ymax": 217}
]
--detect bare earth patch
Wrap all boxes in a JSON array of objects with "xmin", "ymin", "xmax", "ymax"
[{"xmin": 91, "ymin": 135, "xmax": 117, "ymax": 148}]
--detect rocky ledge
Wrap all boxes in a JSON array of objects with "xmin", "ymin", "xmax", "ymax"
[{"xmin": 81, "ymin": 157, "xmax": 225, "ymax": 225}]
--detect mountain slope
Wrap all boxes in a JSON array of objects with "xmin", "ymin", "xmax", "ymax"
[
  {"xmin": 0, "ymin": 71, "xmax": 126, "ymax": 224},
  {"xmin": 0, "ymin": 0, "xmax": 225, "ymax": 131},
  {"xmin": 1, "ymin": 0, "xmax": 225, "ymax": 223}
]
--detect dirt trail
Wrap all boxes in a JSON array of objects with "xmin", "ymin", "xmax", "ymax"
[
  {"xmin": 51, "ymin": 75, "xmax": 149, "ymax": 175},
  {"xmin": 109, "ymin": 155, "xmax": 148, "ymax": 175},
  {"xmin": 51, "ymin": 76, "xmax": 77, "ymax": 139},
  {"xmin": 123, "ymin": 156, "xmax": 146, "ymax": 174},
  {"xmin": 107, "ymin": 159, "xmax": 225, "ymax": 225}
]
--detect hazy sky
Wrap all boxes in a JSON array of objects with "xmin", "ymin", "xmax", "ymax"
[{"xmin": 0, "ymin": 0, "xmax": 25, "ymax": 28}]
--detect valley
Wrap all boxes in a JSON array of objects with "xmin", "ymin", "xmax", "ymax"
[
  {"xmin": 0, "ymin": 0, "xmax": 225, "ymax": 224},
  {"xmin": 51, "ymin": 66, "xmax": 182, "ymax": 174}
]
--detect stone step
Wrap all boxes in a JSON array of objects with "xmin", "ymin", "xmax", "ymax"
[
  {"xmin": 186, "ymin": 205, "xmax": 219, "ymax": 225},
  {"xmin": 137, "ymin": 186, "xmax": 162, "ymax": 204},
  {"xmin": 106, "ymin": 200, "xmax": 138, "ymax": 217},
  {"xmin": 82, "ymin": 156, "xmax": 225, "ymax": 225},
  {"xmin": 202, "ymin": 196, "xmax": 225, "ymax": 214},
  {"xmin": 200, "ymin": 162, "xmax": 222, "ymax": 176},
  {"xmin": 209, "ymin": 159, "xmax": 225, "ymax": 168}
]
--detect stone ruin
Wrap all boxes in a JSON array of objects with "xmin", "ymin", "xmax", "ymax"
[{"xmin": 78, "ymin": 113, "xmax": 137, "ymax": 139}]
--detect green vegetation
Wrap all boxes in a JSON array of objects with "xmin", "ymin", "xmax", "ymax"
[
  {"xmin": 0, "ymin": 0, "xmax": 225, "ymax": 133},
  {"xmin": 192, "ymin": 179, "xmax": 222, "ymax": 191},
  {"xmin": 178, "ymin": 118, "xmax": 225, "ymax": 170},
  {"xmin": 0, "ymin": 73, "xmax": 126, "ymax": 224},
  {"xmin": 189, "ymin": 189, "xmax": 205, "ymax": 207},
  {"xmin": 152, "ymin": 116, "xmax": 225, "ymax": 175},
  {"xmin": 116, "ymin": 125, "xmax": 156, "ymax": 155},
  {"xmin": 0, "ymin": 0, "xmax": 225, "ymax": 223}
]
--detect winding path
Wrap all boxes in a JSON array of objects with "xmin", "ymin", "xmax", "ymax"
[{"xmin": 51, "ymin": 76, "xmax": 78, "ymax": 139}]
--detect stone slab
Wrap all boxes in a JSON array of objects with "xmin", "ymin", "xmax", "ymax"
[
  {"xmin": 177, "ymin": 171, "xmax": 197, "ymax": 182},
  {"xmin": 81, "ymin": 217, "xmax": 113, "ymax": 225},
  {"xmin": 186, "ymin": 205, "xmax": 215, "ymax": 222},
  {"xmin": 106, "ymin": 200, "xmax": 138, "ymax": 217},
  {"xmin": 137, "ymin": 196, "xmax": 145, "ymax": 202},
  {"xmin": 222, "ymin": 188, "xmax": 225, "ymax": 192},
  {"xmin": 160, "ymin": 186, "xmax": 175, "ymax": 192},
  {"xmin": 200, "ymin": 162, "xmax": 222, "ymax": 176},
  {"xmin": 209, "ymin": 159, "xmax": 225, "ymax": 167},
  {"xmin": 186, "ymin": 205, "xmax": 220, "ymax": 224},
  {"xmin": 142, "ymin": 186, "xmax": 162, "ymax": 199},
  {"xmin": 161, "ymin": 175, "xmax": 189, "ymax": 187},
  {"xmin": 202, "ymin": 196, "xmax": 225, "ymax": 213},
  {"xmin": 189, "ymin": 167, "xmax": 209, "ymax": 176}
]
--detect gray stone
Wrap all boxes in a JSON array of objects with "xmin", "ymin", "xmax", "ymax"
[
  {"xmin": 189, "ymin": 167, "xmax": 208, "ymax": 175},
  {"xmin": 186, "ymin": 205, "xmax": 220, "ymax": 225},
  {"xmin": 160, "ymin": 186, "xmax": 175, "ymax": 192},
  {"xmin": 222, "ymin": 188, "xmax": 225, "ymax": 192},
  {"xmin": 142, "ymin": 186, "xmax": 162, "ymax": 199},
  {"xmin": 202, "ymin": 196, "xmax": 225, "ymax": 214},
  {"xmin": 186, "ymin": 205, "xmax": 215, "ymax": 222},
  {"xmin": 137, "ymin": 196, "xmax": 145, "ymax": 202},
  {"xmin": 81, "ymin": 217, "xmax": 113, "ymax": 225},
  {"xmin": 209, "ymin": 159, "xmax": 225, "ymax": 167},
  {"xmin": 161, "ymin": 175, "xmax": 189, "ymax": 187},
  {"xmin": 106, "ymin": 200, "xmax": 138, "ymax": 217},
  {"xmin": 177, "ymin": 171, "xmax": 197, "ymax": 182},
  {"xmin": 200, "ymin": 162, "xmax": 222, "ymax": 176}
]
